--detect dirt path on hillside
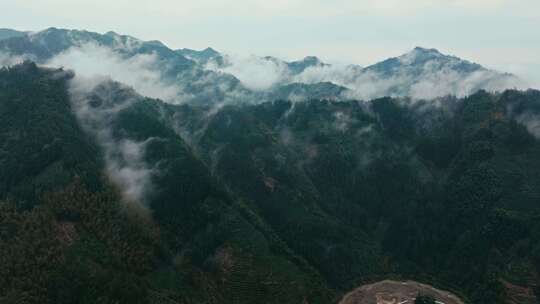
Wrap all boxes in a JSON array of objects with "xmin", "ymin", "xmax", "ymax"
[{"xmin": 338, "ymin": 280, "xmax": 465, "ymax": 304}]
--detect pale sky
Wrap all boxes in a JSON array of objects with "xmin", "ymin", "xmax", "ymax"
[{"xmin": 2, "ymin": 0, "xmax": 540, "ymax": 87}]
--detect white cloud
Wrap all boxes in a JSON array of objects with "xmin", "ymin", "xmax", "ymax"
[
  {"xmin": 516, "ymin": 113, "xmax": 540, "ymax": 138},
  {"xmin": 105, "ymin": 139, "xmax": 154, "ymax": 203},
  {"xmin": 289, "ymin": 55, "xmax": 527, "ymax": 100},
  {"xmin": 0, "ymin": 52, "xmax": 30, "ymax": 67},
  {"xmin": 46, "ymin": 43, "xmax": 183, "ymax": 102},
  {"xmin": 203, "ymin": 47, "xmax": 528, "ymax": 101},
  {"xmin": 69, "ymin": 79, "xmax": 155, "ymax": 205},
  {"xmin": 206, "ymin": 55, "xmax": 288, "ymax": 91},
  {"xmin": 293, "ymin": 64, "xmax": 361, "ymax": 86}
]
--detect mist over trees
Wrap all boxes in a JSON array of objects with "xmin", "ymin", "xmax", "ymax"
[
  {"xmin": 0, "ymin": 23, "xmax": 540, "ymax": 304},
  {"xmin": 1, "ymin": 60, "xmax": 540, "ymax": 303}
]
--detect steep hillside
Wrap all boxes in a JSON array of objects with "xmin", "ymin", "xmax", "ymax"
[
  {"xmin": 0, "ymin": 29, "xmax": 26, "ymax": 41},
  {"xmin": 166, "ymin": 88, "xmax": 540, "ymax": 303},
  {"xmin": 0, "ymin": 63, "xmax": 333, "ymax": 304},
  {"xmin": 1, "ymin": 62, "xmax": 540, "ymax": 304}
]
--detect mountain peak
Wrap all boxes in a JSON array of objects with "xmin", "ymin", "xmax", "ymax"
[
  {"xmin": 35, "ymin": 27, "xmax": 63, "ymax": 35},
  {"xmin": 302, "ymin": 56, "xmax": 322, "ymax": 64},
  {"xmin": 43, "ymin": 27, "xmax": 60, "ymax": 32},
  {"xmin": 284, "ymin": 56, "xmax": 326, "ymax": 74},
  {"xmin": 396, "ymin": 46, "xmax": 447, "ymax": 65},
  {"xmin": 413, "ymin": 46, "xmax": 441, "ymax": 54},
  {"xmin": 104, "ymin": 30, "xmax": 141, "ymax": 42},
  {"xmin": 201, "ymin": 47, "xmax": 219, "ymax": 55},
  {"xmin": 408, "ymin": 46, "xmax": 445, "ymax": 59},
  {"xmin": 105, "ymin": 30, "xmax": 120, "ymax": 37}
]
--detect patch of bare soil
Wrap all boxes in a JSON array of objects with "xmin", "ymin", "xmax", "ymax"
[
  {"xmin": 338, "ymin": 280, "xmax": 464, "ymax": 304},
  {"xmin": 501, "ymin": 279, "xmax": 538, "ymax": 304}
]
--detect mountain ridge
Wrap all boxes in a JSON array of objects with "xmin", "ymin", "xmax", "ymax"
[{"xmin": 0, "ymin": 27, "xmax": 527, "ymax": 103}]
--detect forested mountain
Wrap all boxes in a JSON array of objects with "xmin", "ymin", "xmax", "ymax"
[
  {"xmin": 176, "ymin": 47, "xmax": 223, "ymax": 65},
  {"xmin": 0, "ymin": 62, "xmax": 332, "ymax": 304},
  {"xmin": 0, "ymin": 29, "xmax": 26, "ymax": 41},
  {"xmin": 1, "ymin": 61, "xmax": 539, "ymax": 304},
  {"xmin": 205, "ymin": 47, "xmax": 524, "ymax": 100},
  {"xmin": 0, "ymin": 28, "xmax": 249, "ymax": 104},
  {"xmin": 0, "ymin": 28, "xmax": 526, "ymax": 103}
]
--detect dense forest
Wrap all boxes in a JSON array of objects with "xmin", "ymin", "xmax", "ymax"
[{"xmin": 1, "ymin": 62, "xmax": 539, "ymax": 304}]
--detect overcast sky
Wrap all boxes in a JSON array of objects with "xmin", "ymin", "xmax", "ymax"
[{"xmin": 3, "ymin": 0, "xmax": 540, "ymax": 87}]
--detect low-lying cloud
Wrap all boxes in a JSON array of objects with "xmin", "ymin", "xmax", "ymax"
[
  {"xmin": 105, "ymin": 139, "xmax": 154, "ymax": 203},
  {"xmin": 3, "ymin": 31, "xmax": 531, "ymax": 105},
  {"xmin": 297, "ymin": 56, "xmax": 526, "ymax": 100},
  {"xmin": 206, "ymin": 54, "xmax": 288, "ymax": 91},
  {"xmin": 47, "ymin": 43, "xmax": 183, "ymax": 103},
  {"xmin": 69, "ymin": 79, "xmax": 155, "ymax": 204},
  {"xmin": 0, "ymin": 51, "xmax": 30, "ymax": 67},
  {"xmin": 511, "ymin": 111, "xmax": 540, "ymax": 139},
  {"xmin": 210, "ymin": 50, "xmax": 528, "ymax": 101}
]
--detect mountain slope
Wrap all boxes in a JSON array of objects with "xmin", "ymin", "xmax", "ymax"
[
  {"xmin": 0, "ymin": 28, "xmax": 26, "ymax": 40},
  {"xmin": 0, "ymin": 62, "xmax": 335, "ymax": 304},
  {"xmin": 166, "ymin": 88, "xmax": 540, "ymax": 303},
  {"xmin": 0, "ymin": 62, "xmax": 101, "ymax": 206},
  {"xmin": 0, "ymin": 28, "xmax": 253, "ymax": 104},
  {"xmin": 208, "ymin": 46, "xmax": 525, "ymax": 101},
  {"xmin": 2, "ymin": 61, "xmax": 540, "ymax": 303},
  {"xmin": 286, "ymin": 47, "xmax": 524, "ymax": 100},
  {"xmin": 357, "ymin": 47, "xmax": 523, "ymax": 99},
  {"xmin": 268, "ymin": 82, "xmax": 349, "ymax": 101},
  {"xmin": 176, "ymin": 47, "xmax": 223, "ymax": 65}
]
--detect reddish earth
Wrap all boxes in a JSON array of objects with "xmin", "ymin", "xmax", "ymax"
[
  {"xmin": 338, "ymin": 280, "xmax": 464, "ymax": 304},
  {"xmin": 501, "ymin": 279, "xmax": 538, "ymax": 304}
]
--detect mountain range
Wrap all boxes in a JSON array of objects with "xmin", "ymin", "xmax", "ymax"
[
  {"xmin": 0, "ymin": 27, "xmax": 526, "ymax": 104},
  {"xmin": 0, "ymin": 28, "xmax": 539, "ymax": 304}
]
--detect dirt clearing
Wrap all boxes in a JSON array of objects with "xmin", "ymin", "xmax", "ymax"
[{"xmin": 338, "ymin": 280, "xmax": 465, "ymax": 304}]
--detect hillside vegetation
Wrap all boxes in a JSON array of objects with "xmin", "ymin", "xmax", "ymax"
[{"xmin": 1, "ymin": 62, "xmax": 539, "ymax": 303}]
